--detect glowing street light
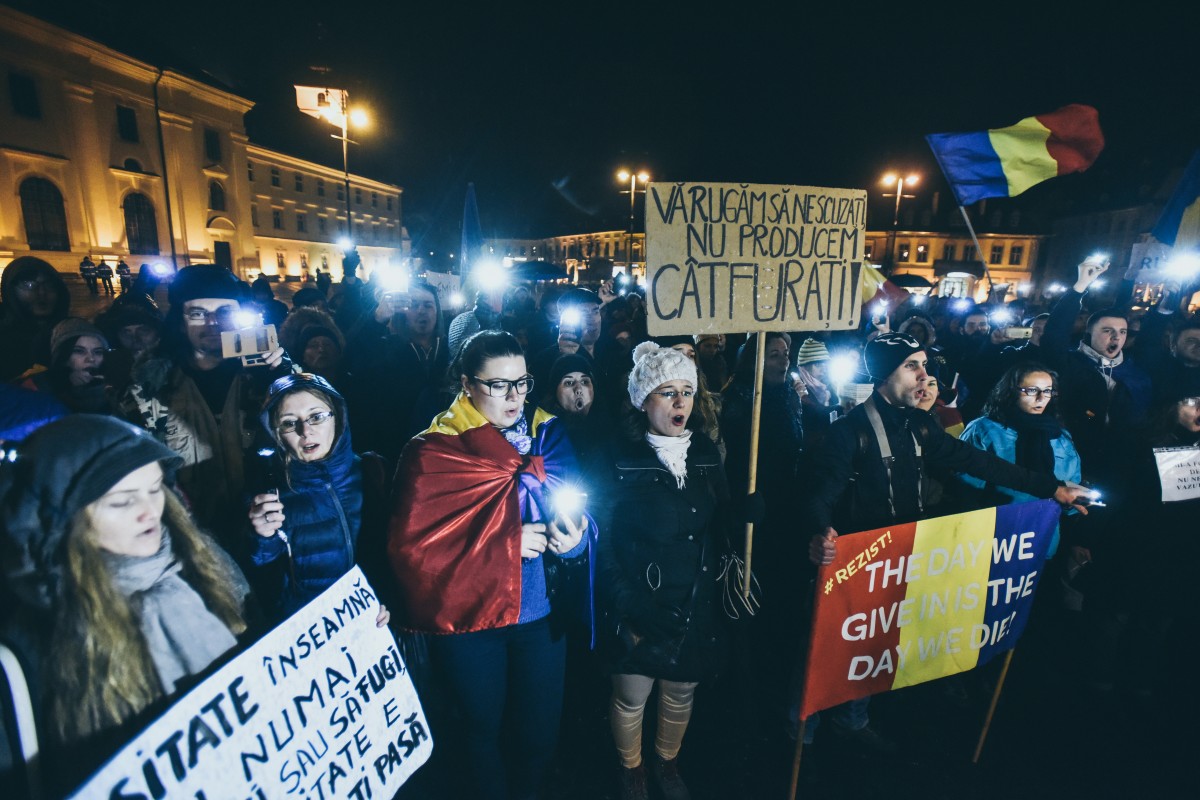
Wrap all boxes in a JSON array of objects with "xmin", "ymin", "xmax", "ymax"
[
  {"xmin": 880, "ymin": 171, "xmax": 919, "ymax": 273},
  {"xmin": 617, "ymin": 169, "xmax": 651, "ymax": 272}
]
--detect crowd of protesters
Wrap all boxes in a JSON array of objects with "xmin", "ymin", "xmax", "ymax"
[{"xmin": 0, "ymin": 251, "xmax": 1197, "ymax": 800}]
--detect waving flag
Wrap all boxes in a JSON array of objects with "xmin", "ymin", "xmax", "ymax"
[
  {"xmin": 927, "ymin": 105, "xmax": 1105, "ymax": 207},
  {"xmin": 799, "ymin": 500, "xmax": 1060, "ymax": 718},
  {"xmin": 1152, "ymin": 150, "xmax": 1200, "ymax": 251}
]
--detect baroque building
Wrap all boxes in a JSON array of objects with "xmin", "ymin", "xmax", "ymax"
[{"xmin": 0, "ymin": 7, "xmax": 405, "ymax": 281}]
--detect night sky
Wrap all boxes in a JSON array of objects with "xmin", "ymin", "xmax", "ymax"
[{"xmin": 11, "ymin": 1, "xmax": 1199, "ymax": 260}]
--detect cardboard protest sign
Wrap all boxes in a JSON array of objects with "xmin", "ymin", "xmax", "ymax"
[
  {"xmin": 71, "ymin": 567, "xmax": 431, "ymax": 799},
  {"xmin": 1153, "ymin": 446, "xmax": 1200, "ymax": 502},
  {"xmin": 644, "ymin": 182, "xmax": 867, "ymax": 335},
  {"xmin": 799, "ymin": 501, "xmax": 1059, "ymax": 719},
  {"xmin": 1123, "ymin": 241, "xmax": 1173, "ymax": 282}
]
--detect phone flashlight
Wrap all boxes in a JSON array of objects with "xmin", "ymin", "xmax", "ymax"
[{"xmin": 552, "ymin": 487, "xmax": 587, "ymax": 519}]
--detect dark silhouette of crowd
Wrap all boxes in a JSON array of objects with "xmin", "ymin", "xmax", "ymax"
[{"xmin": 1, "ymin": 254, "xmax": 1197, "ymax": 800}]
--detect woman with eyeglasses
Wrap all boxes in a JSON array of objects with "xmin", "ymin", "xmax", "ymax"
[
  {"xmin": 597, "ymin": 342, "xmax": 731, "ymax": 800},
  {"xmin": 388, "ymin": 329, "xmax": 593, "ymax": 800},
  {"xmin": 246, "ymin": 373, "xmax": 390, "ymax": 628},
  {"xmin": 958, "ymin": 362, "xmax": 1081, "ymax": 557}
]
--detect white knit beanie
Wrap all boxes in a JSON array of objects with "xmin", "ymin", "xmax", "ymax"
[{"xmin": 627, "ymin": 341, "xmax": 698, "ymax": 410}]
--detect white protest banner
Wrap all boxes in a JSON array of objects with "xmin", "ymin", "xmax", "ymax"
[
  {"xmin": 1153, "ymin": 446, "xmax": 1200, "ymax": 502},
  {"xmin": 644, "ymin": 182, "xmax": 868, "ymax": 335},
  {"xmin": 71, "ymin": 567, "xmax": 431, "ymax": 800},
  {"xmin": 423, "ymin": 270, "xmax": 460, "ymax": 302},
  {"xmin": 1124, "ymin": 241, "xmax": 1173, "ymax": 282}
]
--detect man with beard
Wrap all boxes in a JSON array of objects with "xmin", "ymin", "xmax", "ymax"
[{"xmin": 120, "ymin": 264, "xmax": 292, "ymax": 541}]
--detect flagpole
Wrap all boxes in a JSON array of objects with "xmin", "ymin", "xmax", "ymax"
[
  {"xmin": 742, "ymin": 330, "xmax": 767, "ymax": 599},
  {"xmin": 957, "ymin": 205, "xmax": 996, "ymax": 297},
  {"xmin": 972, "ymin": 649, "xmax": 1015, "ymax": 763},
  {"xmin": 787, "ymin": 721, "xmax": 807, "ymax": 800}
]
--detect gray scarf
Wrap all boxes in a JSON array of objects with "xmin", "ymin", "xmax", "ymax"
[
  {"xmin": 103, "ymin": 528, "xmax": 239, "ymax": 693},
  {"xmin": 1078, "ymin": 341, "xmax": 1124, "ymax": 392}
]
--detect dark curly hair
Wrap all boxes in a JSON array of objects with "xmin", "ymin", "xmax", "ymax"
[{"xmin": 980, "ymin": 362, "xmax": 1061, "ymax": 427}]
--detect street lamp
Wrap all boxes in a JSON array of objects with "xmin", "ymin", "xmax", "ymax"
[
  {"xmin": 881, "ymin": 172, "xmax": 919, "ymax": 273},
  {"xmin": 617, "ymin": 169, "xmax": 650, "ymax": 273}
]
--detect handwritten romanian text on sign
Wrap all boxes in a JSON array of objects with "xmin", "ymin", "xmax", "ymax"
[
  {"xmin": 71, "ymin": 568, "xmax": 431, "ymax": 800},
  {"xmin": 644, "ymin": 182, "xmax": 867, "ymax": 335},
  {"xmin": 1154, "ymin": 446, "xmax": 1200, "ymax": 502}
]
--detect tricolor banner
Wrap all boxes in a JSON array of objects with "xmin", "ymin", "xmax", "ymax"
[{"xmin": 799, "ymin": 501, "xmax": 1059, "ymax": 719}]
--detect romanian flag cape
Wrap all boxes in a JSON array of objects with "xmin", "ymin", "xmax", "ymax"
[
  {"xmin": 388, "ymin": 394, "xmax": 583, "ymax": 634},
  {"xmin": 1152, "ymin": 150, "xmax": 1200, "ymax": 251},
  {"xmin": 799, "ymin": 500, "xmax": 1059, "ymax": 718},
  {"xmin": 926, "ymin": 104, "xmax": 1105, "ymax": 207}
]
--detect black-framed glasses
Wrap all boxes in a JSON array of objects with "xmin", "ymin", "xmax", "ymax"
[
  {"xmin": 1017, "ymin": 387, "xmax": 1055, "ymax": 399},
  {"xmin": 472, "ymin": 375, "xmax": 535, "ymax": 397},
  {"xmin": 649, "ymin": 389, "xmax": 695, "ymax": 400},
  {"xmin": 277, "ymin": 410, "xmax": 335, "ymax": 435},
  {"xmin": 183, "ymin": 305, "xmax": 238, "ymax": 325}
]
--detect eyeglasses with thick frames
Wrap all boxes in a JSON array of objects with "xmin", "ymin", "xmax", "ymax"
[
  {"xmin": 183, "ymin": 306, "xmax": 237, "ymax": 325},
  {"xmin": 649, "ymin": 389, "xmax": 695, "ymax": 400},
  {"xmin": 277, "ymin": 410, "xmax": 334, "ymax": 435},
  {"xmin": 1017, "ymin": 387, "xmax": 1055, "ymax": 399},
  {"xmin": 472, "ymin": 376, "xmax": 535, "ymax": 397}
]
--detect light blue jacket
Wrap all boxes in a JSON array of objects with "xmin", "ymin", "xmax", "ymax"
[{"xmin": 957, "ymin": 416, "xmax": 1081, "ymax": 556}]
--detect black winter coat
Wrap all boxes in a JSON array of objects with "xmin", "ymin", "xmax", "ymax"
[
  {"xmin": 804, "ymin": 392, "xmax": 1061, "ymax": 539},
  {"xmin": 597, "ymin": 434, "xmax": 730, "ymax": 682}
]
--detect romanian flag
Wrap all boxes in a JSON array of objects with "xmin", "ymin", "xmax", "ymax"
[
  {"xmin": 860, "ymin": 263, "xmax": 910, "ymax": 311},
  {"xmin": 926, "ymin": 105, "xmax": 1105, "ymax": 207},
  {"xmin": 1152, "ymin": 150, "xmax": 1200, "ymax": 252},
  {"xmin": 799, "ymin": 500, "xmax": 1059, "ymax": 718},
  {"xmin": 388, "ymin": 395, "xmax": 588, "ymax": 633}
]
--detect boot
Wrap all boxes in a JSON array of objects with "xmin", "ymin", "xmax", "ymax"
[
  {"xmin": 617, "ymin": 763, "xmax": 648, "ymax": 800},
  {"xmin": 651, "ymin": 755, "xmax": 691, "ymax": 800}
]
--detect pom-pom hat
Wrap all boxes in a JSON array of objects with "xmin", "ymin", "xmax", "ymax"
[{"xmin": 627, "ymin": 341, "xmax": 698, "ymax": 410}]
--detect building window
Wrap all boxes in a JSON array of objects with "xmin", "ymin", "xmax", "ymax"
[
  {"xmin": 386, "ymin": 196, "xmax": 393, "ymax": 211},
  {"xmin": 272, "ymin": 209, "xmax": 283, "ymax": 230},
  {"xmin": 8, "ymin": 73, "xmax": 40, "ymax": 118},
  {"xmin": 19, "ymin": 178, "xmax": 69, "ymax": 251},
  {"xmin": 276, "ymin": 252, "xmax": 286, "ymax": 271},
  {"xmin": 317, "ymin": 178, "xmax": 325, "ymax": 197},
  {"xmin": 942, "ymin": 243, "xmax": 957, "ymax": 261},
  {"xmin": 295, "ymin": 173, "xmax": 304, "ymax": 192},
  {"xmin": 989, "ymin": 244, "xmax": 1004, "ymax": 264},
  {"xmin": 336, "ymin": 185, "xmax": 345, "ymax": 202},
  {"xmin": 898, "ymin": 241, "xmax": 911, "ymax": 262},
  {"xmin": 208, "ymin": 181, "xmax": 226, "ymax": 212},
  {"xmin": 318, "ymin": 216, "xmax": 327, "ymax": 234},
  {"xmin": 321, "ymin": 254, "xmax": 329, "ymax": 269},
  {"xmin": 123, "ymin": 158, "xmax": 142, "ymax": 172},
  {"xmin": 963, "ymin": 245, "xmax": 976, "ymax": 262},
  {"xmin": 203, "ymin": 128, "xmax": 222, "ymax": 162},
  {"xmin": 116, "ymin": 105, "xmax": 139, "ymax": 143},
  {"xmin": 915, "ymin": 243, "xmax": 929, "ymax": 263},
  {"xmin": 355, "ymin": 188, "xmax": 363, "ymax": 205},
  {"xmin": 300, "ymin": 253, "xmax": 308, "ymax": 269},
  {"xmin": 270, "ymin": 167, "xmax": 281, "ymax": 187},
  {"xmin": 1008, "ymin": 245, "xmax": 1025, "ymax": 265},
  {"xmin": 296, "ymin": 212, "xmax": 307, "ymax": 233},
  {"xmin": 372, "ymin": 221, "xmax": 380, "ymax": 241},
  {"xmin": 122, "ymin": 192, "xmax": 159, "ymax": 255},
  {"xmin": 247, "ymin": 161, "xmax": 255, "ymax": 182},
  {"xmin": 863, "ymin": 242, "xmax": 874, "ymax": 260},
  {"xmin": 251, "ymin": 204, "xmax": 259, "ymax": 228},
  {"xmin": 371, "ymin": 192, "xmax": 378, "ymax": 208}
]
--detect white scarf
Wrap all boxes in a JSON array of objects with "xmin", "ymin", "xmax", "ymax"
[{"xmin": 646, "ymin": 429, "xmax": 692, "ymax": 489}]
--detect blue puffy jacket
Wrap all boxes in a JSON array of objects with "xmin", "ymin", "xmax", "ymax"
[
  {"xmin": 957, "ymin": 415, "xmax": 1081, "ymax": 556},
  {"xmin": 250, "ymin": 374, "xmax": 364, "ymax": 619}
]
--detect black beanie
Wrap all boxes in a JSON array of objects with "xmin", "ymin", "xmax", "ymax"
[
  {"xmin": 864, "ymin": 333, "xmax": 924, "ymax": 383},
  {"xmin": 167, "ymin": 264, "xmax": 244, "ymax": 306},
  {"xmin": 548, "ymin": 354, "xmax": 593, "ymax": 389},
  {"xmin": 0, "ymin": 415, "xmax": 182, "ymax": 608}
]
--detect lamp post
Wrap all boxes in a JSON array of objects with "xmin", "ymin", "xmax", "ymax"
[
  {"xmin": 617, "ymin": 169, "xmax": 649, "ymax": 275},
  {"xmin": 301, "ymin": 87, "xmax": 368, "ymax": 273},
  {"xmin": 881, "ymin": 172, "xmax": 919, "ymax": 273}
]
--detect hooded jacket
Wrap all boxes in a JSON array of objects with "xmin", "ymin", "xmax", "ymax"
[
  {"xmin": 0, "ymin": 257, "xmax": 71, "ymax": 381},
  {"xmin": 250, "ymin": 374, "xmax": 365, "ymax": 619}
]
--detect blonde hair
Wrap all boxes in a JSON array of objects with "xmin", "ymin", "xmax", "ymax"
[{"xmin": 47, "ymin": 489, "xmax": 246, "ymax": 742}]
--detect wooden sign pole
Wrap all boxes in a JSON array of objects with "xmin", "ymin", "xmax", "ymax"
[
  {"xmin": 972, "ymin": 649, "xmax": 1015, "ymax": 763},
  {"xmin": 742, "ymin": 330, "xmax": 767, "ymax": 600}
]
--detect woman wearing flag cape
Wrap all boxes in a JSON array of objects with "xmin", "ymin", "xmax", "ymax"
[{"xmin": 388, "ymin": 330, "xmax": 594, "ymax": 800}]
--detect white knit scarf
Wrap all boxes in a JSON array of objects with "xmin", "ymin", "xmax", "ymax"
[{"xmin": 646, "ymin": 429, "xmax": 692, "ymax": 489}]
